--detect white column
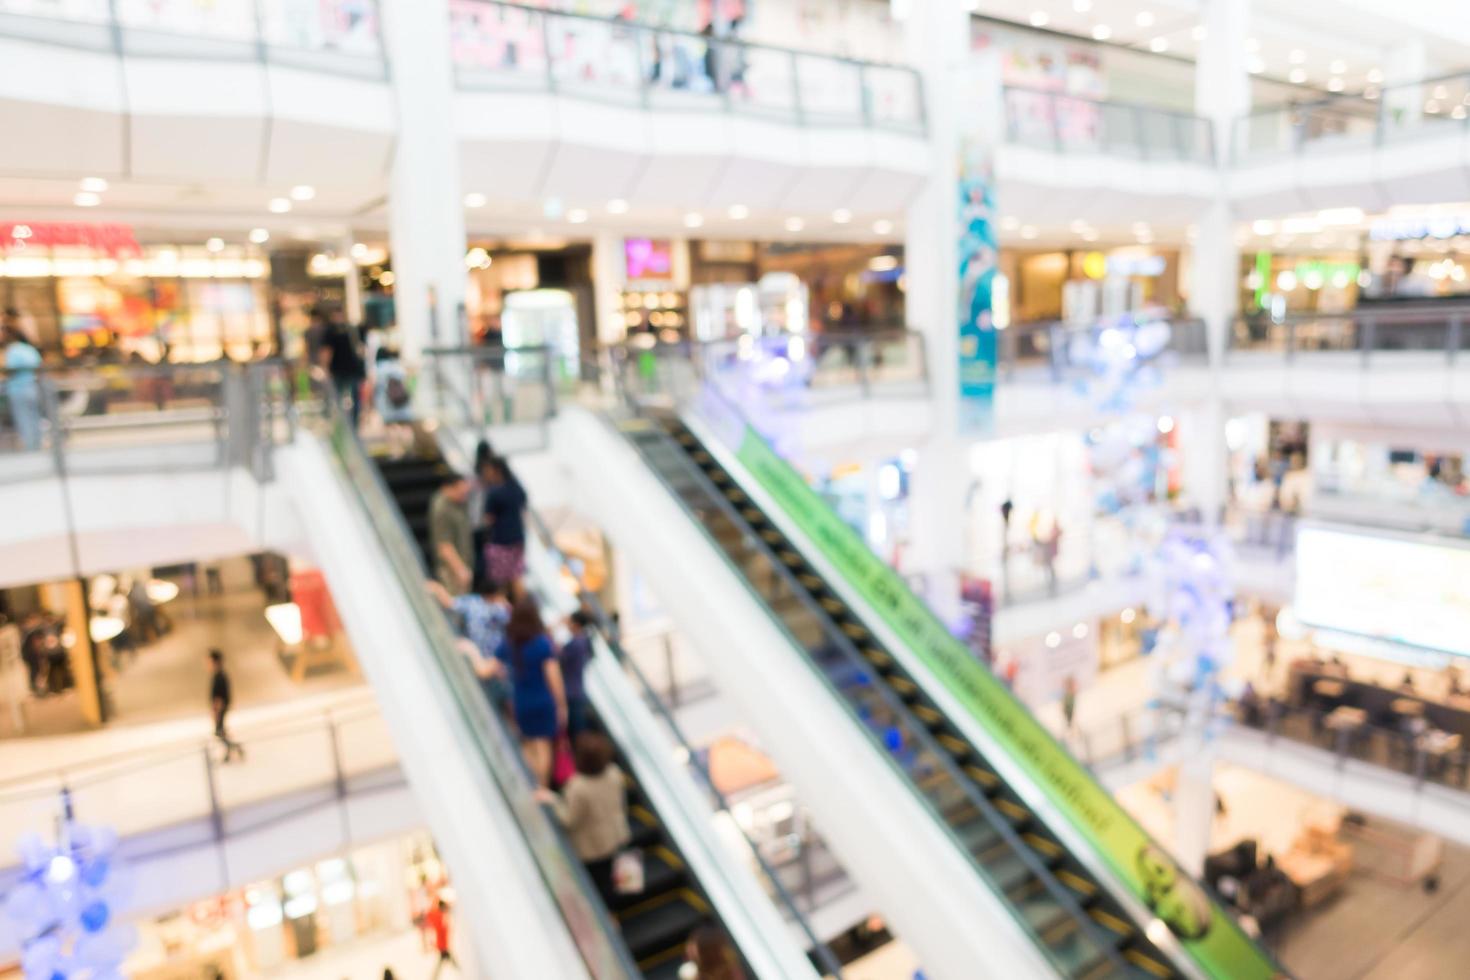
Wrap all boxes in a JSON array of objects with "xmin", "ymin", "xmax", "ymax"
[
  {"xmin": 1383, "ymin": 41, "xmax": 1428, "ymax": 125},
  {"xmin": 1178, "ymin": 402, "xmax": 1227, "ymax": 523},
  {"xmin": 340, "ymin": 232, "xmax": 363, "ymax": 326},
  {"xmin": 1173, "ymin": 742, "xmax": 1217, "ymax": 877},
  {"xmin": 901, "ymin": 0, "xmax": 976, "ymax": 620},
  {"xmin": 380, "ymin": 0, "xmax": 466, "ymax": 356},
  {"xmin": 591, "ymin": 231, "xmax": 628, "ymax": 348}
]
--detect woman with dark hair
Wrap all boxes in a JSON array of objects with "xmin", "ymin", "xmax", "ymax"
[
  {"xmin": 536, "ymin": 731, "xmax": 630, "ymax": 904},
  {"xmin": 496, "ymin": 595, "xmax": 565, "ymax": 784},
  {"xmin": 686, "ymin": 923, "xmax": 746, "ymax": 980},
  {"xmin": 482, "ymin": 455, "xmax": 528, "ymax": 587}
]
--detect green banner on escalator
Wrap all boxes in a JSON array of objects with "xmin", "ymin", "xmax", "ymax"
[{"xmin": 733, "ymin": 427, "xmax": 1278, "ymax": 980}]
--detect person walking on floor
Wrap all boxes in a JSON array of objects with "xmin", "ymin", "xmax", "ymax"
[
  {"xmin": 208, "ymin": 649, "xmax": 244, "ymax": 763},
  {"xmin": 428, "ymin": 473, "xmax": 474, "ymax": 595},
  {"xmin": 313, "ymin": 305, "xmax": 366, "ymax": 430},
  {"xmin": 2, "ymin": 311, "xmax": 43, "ymax": 451},
  {"xmin": 424, "ymin": 900, "xmax": 458, "ymax": 978},
  {"xmin": 496, "ymin": 595, "xmax": 566, "ymax": 786},
  {"xmin": 536, "ymin": 731, "xmax": 630, "ymax": 906}
]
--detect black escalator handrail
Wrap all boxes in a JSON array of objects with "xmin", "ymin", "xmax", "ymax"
[
  {"xmin": 525, "ymin": 508, "xmax": 847, "ymax": 980},
  {"xmin": 298, "ymin": 390, "xmax": 642, "ymax": 980},
  {"xmin": 621, "ymin": 416, "xmax": 1139, "ymax": 978}
]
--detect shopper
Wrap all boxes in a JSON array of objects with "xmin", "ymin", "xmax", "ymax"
[
  {"xmin": 482, "ymin": 455, "xmax": 528, "ymax": 588},
  {"xmin": 685, "ymin": 923, "xmax": 746, "ymax": 980},
  {"xmin": 314, "ymin": 305, "xmax": 366, "ymax": 429},
  {"xmin": 1061, "ymin": 675, "xmax": 1078, "ymax": 735},
  {"xmin": 424, "ymin": 900, "xmax": 458, "ymax": 978},
  {"xmin": 535, "ymin": 731, "xmax": 630, "ymax": 905},
  {"xmin": 372, "ymin": 347, "xmax": 418, "ymax": 455},
  {"xmin": 428, "ymin": 473, "xmax": 474, "ymax": 594},
  {"xmin": 561, "ymin": 610, "xmax": 595, "ymax": 737},
  {"xmin": 426, "ymin": 577, "xmax": 512, "ymax": 719},
  {"xmin": 208, "ymin": 649, "xmax": 244, "ymax": 763},
  {"xmin": 2, "ymin": 311, "xmax": 43, "ymax": 451},
  {"xmin": 497, "ymin": 595, "xmax": 566, "ymax": 786},
  {"xmin": 0, "ymin": 613, "xmax": 26, "ymax": 734}
]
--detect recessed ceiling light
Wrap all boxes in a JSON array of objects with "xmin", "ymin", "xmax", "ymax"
[
  {"xmin": 1288, "ymin": 68, "xmax": 1307, "ymax": 84},
  {"xmin": 80, "ymin": 177, "xmax": 108, "ymax": 193},
  {"xmin": 1366, "ymin": 68, "xmax": 1384, "ymax": 84},
  {"xmin": 464, "ymin": 192, "xmax": 487, "ymax": 208},
  {"xmin": 1149, "ymin": 37, "xmax": 1168, "ymax": 53},
  {"xmin": 683, "ymin": 212, "xmax": 704, "ymax": 228},
  {"xmin": 832, "ymin": 208, "xmax": 853, "ymax": 224},
  {"xmin": 1080, "ymin": 230, "xmax": 1099, "ymax": 242},
  {"xmin": 727, "ymin": 204, "xmax": 750, "ymax": 220},
  {"xmin": 1329, "ymin": 59, "xmax": 1347, "ymax": 75},
  {"xmin": 1135, "ymin": 11, "xmax": 1154, "ymax": 28},
  {"xmin": 606, "ymin": 198, "xmax": 629, "ymax": 215},
  {"xmin": 290, "ymin": 185, "xmax": 315, "ymax": 202},
  {"xmin": 268, "ymin": 198, "xmax": 292, "ymax": 213},
  {"xmin": 249, "ymin": 228, "xmax": 270, "ymax": 244},
  {"xmin": 1247, "ymin": 57, "xmax": 1265, "ymax": 75},
  {"xmin": 785, "ymin": 216, "xmax": 805, "ymax": 232},
  {"xmin": 1029, "ymin": 11, "xmax": 1049, "ymax": 27},
  {"xmin": 1327, "ymin": 77, "xmax": 1344, "ymax": 92},
  {"xmin": 350, "ymin": 242, "xmax": 368, "ymax": 258},
  {"xmin": 1072, "ymin": 0, "xmax": 1092, "ymax": 11},
  {"xmin": 1019, "ymin": 225, "xmax": 1038, "ymax": 239},
  {"xmin": 1091, "ymin": 24, "xmax": 1111, "ymax": 40},
  {"xmin": 1000, "ymin": 216, "xmax": 1021, "ymax": 230},
  {"xmin": 873, "ymin": 219, "xmax": 894, "ymax": 235},
  {"xmin": 566, "ymin": 208, "xmax": 589, "ymax": 224},
  {"xmin": 1191, "ymin": 25, "xmax": 1206, "ymax": 41},
  {"xmin": 1288, "ymin": 49, "xmax": 1306, "ymax": 65},
  {"xmin": 1069, "ymin": 218, "xmax": 1089, "ymax": 233},
  {"xmin": 73, "ymin": 192, "xmax": 100, "ymax": 207},
  {"xmin": 206, "ymin": 237, "xmax": 224, "ymax": 252}
]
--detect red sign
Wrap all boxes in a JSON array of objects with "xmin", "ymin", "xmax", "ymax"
[{"xmin": 1, "ymin": 222, "xmax": 142, "ymax": 257}]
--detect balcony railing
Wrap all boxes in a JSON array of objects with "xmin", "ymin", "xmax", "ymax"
[
  {"xmin": 1234, "ymin": 70, "xmax": 1470, "ymax": 162},
  {"xmin": 1001, "ymin": 86, "xmax": 1215, "ymax": 164},
  {"xmin": 998, "ymin": 316, "xmax": 1210, "ymax": 381},
  {"xmin": 1230, "ymin": 306, "xmax": 1470, "ymax": 361},
  {"xmin": 449, "ymin": 0, "xmax": 926, "ymax": 134},
  {"xmin": 0, "ymin": 0, "xmax": 387, "ymax": 78}
]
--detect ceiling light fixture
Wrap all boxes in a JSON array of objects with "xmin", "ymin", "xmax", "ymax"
[
  {"xmin": 1366, "ymin": 67, "xmax": 1384, "ymax": 84},
  {"xmin": 683, "ymin": 212, "xmax": 704, "ymax": 228},
  {"xmin": 206, "ymin": 237, "xmax": 224, "ymax": 252},
  {"xmin": 290, "ymin": 185, "xmax": 315, "ymax": 201},
  {"xmin": 873, "ymin": 219, "xmax": 894, "ymax": 235},
  {"xmin": 1029, "ymin": 11, "xmax": 1049, "ymax": 27},
  {"xmin": 784, "ymin": 216, "xmax": 805, "ymax": 232},
  {"xmin": 464, "ymin": 192, "xmax": 487, "ymax": 208},
  {"xmin": 1329, "ymin": 59, "xmax": 1347, "ymax": 75},
  {"xmin": 1247, "ymin": 57, "xmax": 1265, "ymax": 75},
  {"xmin": 73, "ymin": 192, "xmax": 100, "ymax": 208},
  {"xmin": 832, "ymin": 208, "xmax": 853, "ymax": 224},
  {"xmin": 1149, "ymin": 37, "xmax": 1168, "ymax": 53},
  {"xmin": 566, "ymin": 208, "xmax": 589, "ymax": 224},
  {"xmin": 350, "ymin": 242, "xmax": 369, "ymax": 259},
  {"xmin": 268, "ymin": 198, "xmax": 292, "ymax": 213},
  {"xmin": 727, "ymin": 204, "xmax": 750, "ymax": 220},
  {"xmin": 249, "ymin": 228, "xmax": 270, "ymax": 244},
  {"xmin": 80, "ymin": 177, "xmax": 109, "ymax": 193},
  {"xmin": 1135, "ymin": 11, "xmax": 1154, "ymax": 28},
  {"xmin": 1327, "ymin": 77, "xmax": 1344, "ymax": 92},
  {"xmin": 1019, "ymin": 225, "xmax": 1039, "ymax": 239},
  {"xmin": 1091, "ymin": 24, "xmax": 1112, "ymax": 40},
  {"xmin": 1288, "ymin": 68, "xmax": 1307, "ymax": 84},
  {"xmin": 606, "ymin": 198, "xmax": 629, "ymax": 214}
]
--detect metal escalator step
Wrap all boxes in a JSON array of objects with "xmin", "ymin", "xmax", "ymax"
[
  {"xmin": 819, "ymin": 597, "xmax": 846, "ymax": 614},
  {"xmin": 995, "ymin": 797, "xmax": 1031, "ymax": 825},
  {"xmin": 937, "ymin": 732, "xmax": 971, "ymax": 757},
  {"xmin": 1124, "ymin": 948, "xmax": 1177, "ymax": 978},
  {"xmin": 1012, "ymin": 881, "xmax": 1072, "ymax": 940},
  {"xmin": 889, "ymin": 675, "xmax": 918, "ymax": 697},
  {"xmin": 1056, "ymin": 869, "xmax": 1097, "ymax": 900},
  {"xmin": 862, "ymin": 646, "xmax": 892, "ymax": 667},
  {"xmin": 778, "ymin": 550, "xmax": 803, "ymax": 566},
  {"xmin": 1088, "ymin": 907, "xmax": 1133, "ymax": 940},
  {"xmin": 913, "ymin": 704, "xmax": 943, "ymax": 727},
  {"xmin": 978, "ymin": 843, "xmax": 1034, "ymax": 893},
  {"xmin": 955, "ymin": 816, "xmax": 1000, "ymax": 854},
  {"xmin": 617, "ymin": 890, "xmax": 710, "ymax": 966},
  {"xmin": 798, "ymin": 573, "xmax": 823, "ymax": 590},
  {"xmin": 840, "ymin": 622, "xmax": 868, "ymax": 639},
  {"xmin": 1024, "ymin": 832, "xmax": 1063, "ymax": 860},
  {"xmin": 760, "ymin": 529, "xmax": 783, "ymax": 544},
  {"xmin": 965, "ymin": 763, "xmax": 1000, "ymax": 789}
]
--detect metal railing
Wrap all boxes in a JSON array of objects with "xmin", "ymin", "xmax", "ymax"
[
  {"xmin": 1235, "ymin": 70, "xmax": 1470, "ymax": 162},
  {"xmin": 449, "ymin": 0, "xmax": 925, "ymax": 134},
  {"xmin": 1230, "ymin": 306, "xmax": 1470, "ymax": 361},
  {"xmin": 0, "ymin": 693, "xmax": 396, "ymax": 870},
  {"xmin": 0, "ymin": 0, "xmax": 387, "ymax": 78},
  {"xmin": 1002, "ymin": 85, "xmax": 1214, "ymax": 164},
  {"xmin": 997, "ymin": 316, "xmax": 1209, "ymax": 381}
]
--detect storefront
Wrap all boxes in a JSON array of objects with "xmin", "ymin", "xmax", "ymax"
[
  {"xmin": 464, "ymin": 239, "xmax": 594, "ymax": 377},
  {"xmin": 1000, "ymin": 245, "xmax": 1184, "ymax": 326}
]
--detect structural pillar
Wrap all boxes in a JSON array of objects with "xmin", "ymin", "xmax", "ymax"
[
  {"xmin": 340, "ymin": 232, "xmax": 364, "ymax": 326},
  {"xmin": 591, "ymin": 231, "xmax": 628, "ymax": 348},
  {"xmin": 380, "ymin": 0, "xmax": 467, "ymax": 357},
  {"xmin": 1173, "ymin": 741, "xmax": 1218, "ymax": 878}
]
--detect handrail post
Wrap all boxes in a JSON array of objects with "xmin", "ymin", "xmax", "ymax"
[
  {"xmin": 858, "ymin": 62, "xmax": 873, "ymax": 128},
  {"xmin": 663, "ymin": 631, "xmax": 679, "ymax": 707},
  {"xmin": 540, "ymin": 9, "xmax": 556, "ymax": 93},
  {"xmin": 1448, "ymin": 315, "xmax": 1461, "ymax": 362},
  {"xmin": 789, "ymin": 49, "xmax": 803, "ymax": 126},
  {"xmin": 1361, "ymin": 316, "xmax": 1375, "ymax": 368}
]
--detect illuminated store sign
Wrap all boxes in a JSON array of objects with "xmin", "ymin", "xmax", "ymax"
[
  {"xmin": 2, "ymin": 222, "xmax": 142, "ymax": 256},
  {"xmin": 1369, "ymin": 215, "xmax": 1470, "ymax": 241}
]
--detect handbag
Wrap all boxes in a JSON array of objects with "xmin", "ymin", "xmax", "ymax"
[
  {"xmin": 612, "ymin": 848, "xmax": 645, "ymax": 896},
  {"xmin": 552, "ymin": 734, "xmax": 575, "ymax": 788}
]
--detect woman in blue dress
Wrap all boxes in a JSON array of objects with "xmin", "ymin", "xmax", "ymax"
[{"xmin": 496, "ymin": 595, "xmax": 566, "ymax": 786}]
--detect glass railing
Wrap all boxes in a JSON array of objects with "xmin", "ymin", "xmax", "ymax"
[
  {"xmin": 1235, "ymin": 71, "xmax": 1470, "ymax": 162},
  {"xmin": 524, "ymin": 510, "xmax": 845, "ymax": 977},
  {"xmin": 301, "ymin": 383, "xmax": 641, "ymax": 978},
  {"xmin": 998, "ymin": 316, "xmax": 1209, "ymax": 381},
  {"xmin": 0, "ymin": 0, "xmax": 386, "ymax": 76},
  {"xmin": 449, "ymin": 0, "xmax": 925, "ymax": 134},
  {"xmin": 1230, "ymin": 306, "xmax": 1470, "ymax": 360},
  {"xmin": 1002, "ymin": 86, "xmax": 1214, "ymax": 163}
]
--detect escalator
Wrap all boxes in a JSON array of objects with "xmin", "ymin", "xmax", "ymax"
[
  {"xmin": 619, "ymin": 410, "xmax": 1274, "ymax": 980},
  {"xmin": 369, "ymin": 444, "xmax": 820, "ymax": 980}
]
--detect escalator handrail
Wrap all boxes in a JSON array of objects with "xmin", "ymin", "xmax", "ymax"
[
  {"xmin": 525, "ymin": 508, "xmax": 847, "ymax": 979},
  {"xmin": 293, "ymin": 389, "xmax": 642, "ymax": 980},
  {"xmin": 617, "ymin": 415, "xmax": 1139, "ymax": 978}
]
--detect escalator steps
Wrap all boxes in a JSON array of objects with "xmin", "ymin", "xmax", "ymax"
[{"xmin": 1125, "ymin": 949, "xmax": 1177, "ymax": 978}]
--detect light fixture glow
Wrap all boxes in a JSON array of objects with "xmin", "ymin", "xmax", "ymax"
[
  {"xmin": 249, "ymin": 228, "xmax": 270, "ymax": 244},
  {"xmin": 1073, "ymin": 622, "xmax": 1089, "ymax": 639},
  {"xmin": 463, "ymin": 192, "xmax": 487, "ymax": 208},
  {"xmin": 1046, "ymin": 632, "xmax": 1062, "ymax": 649},
  {"xmin": 290, "ymin": 185, "xmax": 315, "ymax": 201},
  {"xmin": 73, "ymin": 192, "xmax": 100, "ymax": 207},
  {"xmin": 1288, "ymin": 49, "xmax": 1306, "ymax": 65},
  {"xmin": 1330, "ymin": 59, "xmax": 1347, "ymax": 75},
  {"xmin": 832, "ymin": 208, "xmax": 853, "ymax": 224},
  {"xmin": 206, "ymin": 237, "xmax": 224, "ymax": 252},
  {"xmin": 1029, "ymin": 10, "xmax": 1049, "ymax": 27},
  {"xmin": 1366, "ymin": 68, "xmax": 1383, "ymax": 84},
  {"xmin": 683, "ymin": 212, "xmax": 704, "ymax": 228},
  {"xmin": 268, "ymin": 198, "xmax": 292, "ymax": 214},
  {"xmin": 1072, "ymin": 0, "xmax": 1092, "ymax": 10},
  {"xmin": 1091, "ymin": 24, "xmax": 1112, "ymax": 40},
  {"xmin": 1019, "ymin": 225, "xmax": 1039, "ymax": 239},
  {"xmin": 1121, "ymin": 608, "xmax": 1137, "ymax": 624},
  {"xmin": 566, "ymin": 208, "xmax": 589, "ymax": 224},
  {"xmin": 80, "ymin": 177, "xmax": 109, "ymax": 193},
  {"xmin": 1149, "ymin": 37, "xmax": 1168, "ymax": 53},
  {"xmin": 727, "ymin": 203, "xmax": 750, "ymax": 220},
  {"xmin": 606, "ymin": 198, "xmax": 629, "ymax": 214},
  {"xmin": 350, "ymin": 242, "xmax": 368, "ymax": 259},
  {"xmin": 873, "ymin": 218, "xmax": 895, "ymax": 235},
  {"xmin": 1157, "ymin": 415, "xmax": 1175, "ymax": 434},
  {"xmin": 1134, "ymin": 10, "xmax": 1154, "ymax": 27},
  {"xmin": 1327, "ymin": 77, "xmax": 1344, "ymax": 92},
  {"xmin": 1288, "ymin": 68, "xmax": 1307, "ymax": 84},
  {"xmin": 1247, "ymin": 57, "xmax": 1266, "ymax": 75},
  {"xmin": 784, "ymin": 216, "xmax": 805, "ymax": 232}
]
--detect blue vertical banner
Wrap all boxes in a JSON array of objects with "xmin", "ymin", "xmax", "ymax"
[{"xmin": 956, "ymin": 168, "xmax": 997, "ymax": 433}]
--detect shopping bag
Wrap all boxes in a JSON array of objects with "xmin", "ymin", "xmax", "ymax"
[
  {"xmin": 612, "ymin": 849, "xmax": 645, "ymax": 896},
  {"xmin": 552, "ymin": 734, "xmax": 575, "ymax": 788}
]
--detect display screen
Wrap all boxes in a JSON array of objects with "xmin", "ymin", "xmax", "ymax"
[
  {"xmin": 624, "ymin": 238, "xmax": 672, "ymax": 280},
  {"xmin": 1295, "ymin": 524, "xmax": 1470, "ymax": 657}
]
